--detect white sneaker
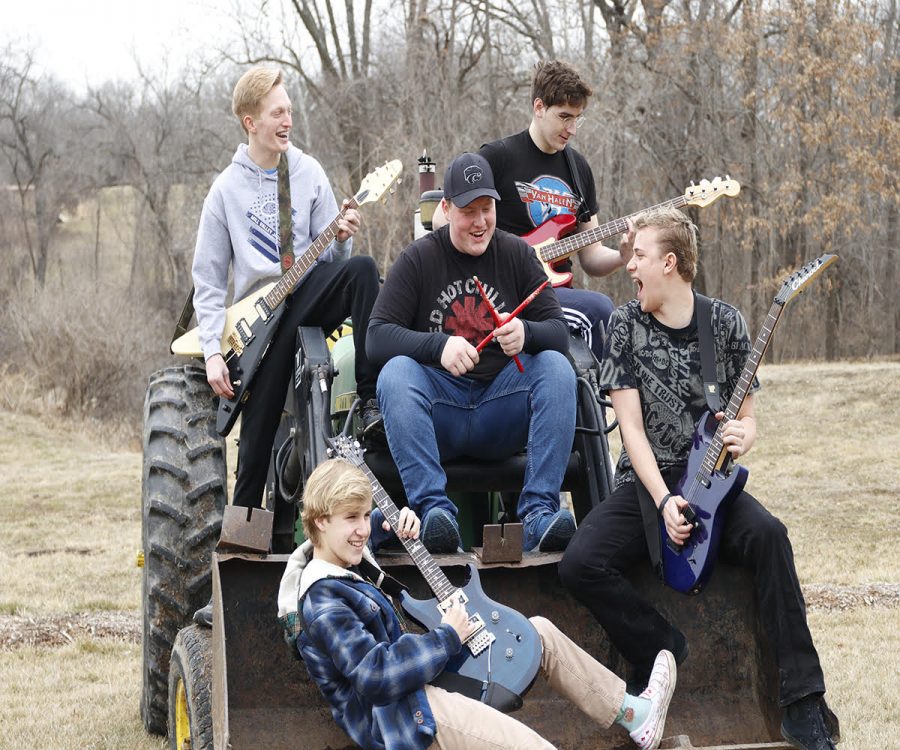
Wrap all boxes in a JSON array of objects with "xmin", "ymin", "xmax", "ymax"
[{"xmin": 628, "ymin": 649, "xmax": 677, "ymax": 750}]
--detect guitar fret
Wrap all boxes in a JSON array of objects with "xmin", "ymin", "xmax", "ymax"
[
  {"xmin": 357, "ymin": 461, "xmax": 457, "ymax": 597},
  {"xmin": 264, "ymin": 199, "xmax": 359, "ymax": 310}
]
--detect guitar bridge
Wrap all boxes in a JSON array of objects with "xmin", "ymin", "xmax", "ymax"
[{"xmin": 463, "ymin": 613, "xmax": 495, "ymax": 656}]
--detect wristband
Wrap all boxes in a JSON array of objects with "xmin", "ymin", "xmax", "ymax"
[{"xmin": 657, "ymin": 493, "xmax": 673, "ymax": 516}]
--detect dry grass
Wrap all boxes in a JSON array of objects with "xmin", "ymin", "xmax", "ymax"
[{"xmin": 0, "ymin": 360, "xmax": 897, "ymax": 749}]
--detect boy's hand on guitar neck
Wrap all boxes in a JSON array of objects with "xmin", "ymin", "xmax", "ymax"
[
  {"xmin": 335, "ymin": 199, "xmax": 361, "ymax": 243},
  {"xmin": 715, "ymin": 411, "xmax": 754, "ymax": 459},
  {"xmin": 441, "ymin": 598, "xmax": 474, "ymax": 643}
]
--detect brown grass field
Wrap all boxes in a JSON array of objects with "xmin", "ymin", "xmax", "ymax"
[{"xmin": 0, "ymin": 359, "xmax": 897, "ymax": 749}]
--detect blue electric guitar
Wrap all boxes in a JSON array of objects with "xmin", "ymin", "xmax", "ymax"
[
  {"xmin": 327, "ymin": 434, "xmax": 542, "ymax": 713},
  {"xmin": 661, "ymin": 254, "xmax": 839, "ymax": 594}
]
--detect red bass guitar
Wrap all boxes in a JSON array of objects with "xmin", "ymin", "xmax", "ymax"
[{"xmin": 521, "ymin": 177, "xmax": 740, "ymax": 287}]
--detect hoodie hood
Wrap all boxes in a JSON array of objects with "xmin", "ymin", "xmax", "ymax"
[{"xmin": 276, "ymin": 539, "xmax": 383, "ymax": 620}]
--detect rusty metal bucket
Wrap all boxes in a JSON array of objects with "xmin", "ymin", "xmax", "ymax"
[{"xmin": 209, "ymin": 551, "xmax": 791, "ymax": 749}]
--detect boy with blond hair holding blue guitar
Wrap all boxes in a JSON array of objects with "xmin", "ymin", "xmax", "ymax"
[{"xmin": 279, "ymin": 457, "xmax": 678, "ymax": 750}]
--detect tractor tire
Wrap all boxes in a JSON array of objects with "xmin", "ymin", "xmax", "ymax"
[
  {"xmin": 168, "ymin": 625, "xmax": 214, "ymax": 750},
  {"xmin": 140, "ymin": 364, "xmax": 226, "ymax": 736}
]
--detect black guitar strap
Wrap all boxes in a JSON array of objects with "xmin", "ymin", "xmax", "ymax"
[
  {"xmin": 562, "ymin": 146, "xmax": 592, "ymax": 224},
  {"xmin": 643, "ymin": 296, "xmax": 720, "ymax": 579},
  {"xmin": 169, "ymin": 152, "xmax": 294, "ymax": 348},
  {"xmin": 170, "ymin": 287, "xmax": 196, "ymax": 349},
  {"xmin": 695, "ymin": 293, "xmax": 723, "ymax": 413}
]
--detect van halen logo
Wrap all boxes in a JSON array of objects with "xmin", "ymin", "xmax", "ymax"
[{"xmin": 515, "ymin": 176, "xmax": 582, "ymax": 228}]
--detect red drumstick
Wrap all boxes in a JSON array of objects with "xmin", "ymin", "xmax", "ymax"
[
  {"xmin": 473, "ymin": 276, "xmax": 524, "ymax": 372},
  {"xmin": 474, "ymin": 279, "xmax": 550, "ymax": 353}
]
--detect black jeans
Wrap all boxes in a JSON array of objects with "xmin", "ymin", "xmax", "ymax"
[
  {"xmin": 558, "ymin": 473, "xmax": 826, "ymax": 706},
  {"xmin": 232, "ymin": 255, "xmax": 380, "ymax": 508}
]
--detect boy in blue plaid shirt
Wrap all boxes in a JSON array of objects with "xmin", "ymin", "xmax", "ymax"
[{"xmin": 278, "ymin": 459, "xmax": 678, "ymax": 750}]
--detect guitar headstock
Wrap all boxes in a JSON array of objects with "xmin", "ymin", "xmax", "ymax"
[
  {"xmin": 683, "ymin": 176, "xmax": 741, "ymax": 208},
  {"xmin": 325, "ymin": 433, "xmax": 366, "ymax": 466},
  {"xmin": 775, "ymin": 254, "xmax": 838, "ymax": 306},
  {"xmin": 354, "ymin": 159, "xmax": 403, "ymax": 206}
]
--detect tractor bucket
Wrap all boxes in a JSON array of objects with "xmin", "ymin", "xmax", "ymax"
[{"xmin": 209, "ymin": 551, "xmax": 791, "ymax": 750}]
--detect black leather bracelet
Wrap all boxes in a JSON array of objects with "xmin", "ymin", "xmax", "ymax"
[{"xmin": 657, "ymin": 493, "xmax": 673, "ymax": 515}]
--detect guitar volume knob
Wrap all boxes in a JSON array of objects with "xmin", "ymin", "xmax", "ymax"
[
  {"xmin": 491, "ymin": 610, "xmax": 500, "ymax": 623},
  {"xmin": 505, "ymin": 648, "xmax": 514, "ymax": 661}
]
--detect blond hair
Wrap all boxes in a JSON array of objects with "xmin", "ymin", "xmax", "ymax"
[
  {"xmin": 301, "ymin": 459, "xmax": 373, "ymax": 547},
  {"xmin": 232, "ymin": 66, "xmax": 283, "ymax": 134},
  {"xmin": 632, "ymin": 207, "xmax": 699, "ymax": 282}
]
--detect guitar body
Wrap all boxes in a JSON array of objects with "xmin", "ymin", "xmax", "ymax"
[
  {"xmin": 171, "ymin": 281, "xmax": 287, "ymax": 436},
  {"xmin": 399, "ymin": 563, "xmax": 542, "ymax": 711},
  {"xmin": 171, "ymin": 281, "xmax": 279, "ymax": 357},
  {"xmin": 520, "ymin": 214, "xmax": 576, "ymax": 287},
  {"xmin": 660, "ymin": 411, "xmax": 749, "ymax": 595}
]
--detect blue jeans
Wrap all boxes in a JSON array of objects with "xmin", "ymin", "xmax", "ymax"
[
  {"xmin": 376, "ymin": 351, "xmax": 576, "ymax": 522},
  {"xmin": 556, "ymin": 287, "xmax": 614, "ymax": 362}
]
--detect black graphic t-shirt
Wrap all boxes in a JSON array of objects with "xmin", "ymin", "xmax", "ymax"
[
  {"xmin": 368, "ymin": 225, "xmax": 568, "ymax": 380},
  {"xmin": 479, "ymin": 130, "xmax": 599, "ymax": 272},
  {"xmin": 598, "ymin": 297, "xmax": 760, "ymax": 485}
]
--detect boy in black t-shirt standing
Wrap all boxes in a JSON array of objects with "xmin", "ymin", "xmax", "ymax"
[
  {"xmin": 479, "ymin": 60, "xmax": 633, "ymax": 361},
  {"xmin": 366, "ymin": 153, "xmax": 578, "ymax": 554},
  {"xmin": 558, "ymin": 207, "xmax": 839, "ymax": 750}
]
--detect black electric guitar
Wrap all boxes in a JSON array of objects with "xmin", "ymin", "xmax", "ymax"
[
  {"xmin": 327, "ymin": 434, "xmax": 542, "ymax": 713},
  {"xmin": 171, "ymin": 159, "xmax": 403, "ymax": 436},
  {"xmin": 661, "ymin": 254, "xmax": 838, "ymax": 594}
]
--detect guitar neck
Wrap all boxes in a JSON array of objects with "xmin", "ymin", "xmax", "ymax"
[
  {"xmin": 540, "ymin": 195, "xmax": 689, "ymax": 264},
  {"xmin": 699, "ymin": 300, "xmax": 784, "ymax": 476},
  {"xmin": 264, "ymin": 197, "xmax": 361, "ymax": 311},
  {"xmin": 356, "ymin": 462, "xmax": 457, "ymax": 601}
]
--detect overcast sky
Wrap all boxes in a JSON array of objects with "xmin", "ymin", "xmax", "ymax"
[{"xmin": 5, "ymin": 0, "xmax": 237, "ymax": 91}]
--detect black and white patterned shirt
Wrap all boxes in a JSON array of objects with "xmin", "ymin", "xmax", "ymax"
[{"xmin": 598, "ymin": 295, "xmax": 760, "ymax": 486}]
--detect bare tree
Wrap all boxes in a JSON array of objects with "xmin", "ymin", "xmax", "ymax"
[{"xmin": 0, "ymin": 44, "xmax": 83, "ymax": 287}]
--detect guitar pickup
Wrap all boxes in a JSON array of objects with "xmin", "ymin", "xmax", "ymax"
[
  {"xmin": 437, "ymin": 590, "xmax": 468, "ymax": 614},
  {"xmin": 254, "ymin": 298, "xmax": 274, "ymax": 323},
  {"xmin": 235, "ymin": 318, "xmax": 254, "ymax": 345}
]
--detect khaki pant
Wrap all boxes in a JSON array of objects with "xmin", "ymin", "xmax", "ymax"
[{"xmin": 427, "ymin": 616, "xmax": 626, "ymax": 750}]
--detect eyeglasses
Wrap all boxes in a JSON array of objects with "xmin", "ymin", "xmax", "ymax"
[{"xmin": 555, "ymin": 111, "xmax": 586, "ymax": 129}]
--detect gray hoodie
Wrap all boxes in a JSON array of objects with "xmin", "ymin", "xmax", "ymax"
[{"xmin": 191, "ymin": 143, "xmax": 351, "ymax": 361}]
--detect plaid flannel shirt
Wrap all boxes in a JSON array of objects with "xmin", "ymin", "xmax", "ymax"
[{"xmin": 299, "ymin": 575, "xmax": 462, "ymax": 750}]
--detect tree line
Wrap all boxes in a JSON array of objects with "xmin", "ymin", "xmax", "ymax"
[{"xmin": 1, "ymin": 0, "xmax": 897, "ymax": 421}]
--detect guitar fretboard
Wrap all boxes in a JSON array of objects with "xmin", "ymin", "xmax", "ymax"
[
  {"xmin": 353, "ymin": 460, "xmax": 457, "ymax": 602},
  {"xmin": 264, "ymin": 196, "xmax": 362, "ymax": 310},
  {"xmin": 540, "ymin": 195, "xmax": 689, "ymax": 263},
  {"xmin": 690, "ymin": 300, "xmax": 784, "ymax": 495}
]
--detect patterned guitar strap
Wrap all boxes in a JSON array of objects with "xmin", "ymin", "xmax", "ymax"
[{"xmin": 277, "ymin": 151, "xmax": 294, "ymax": 273}]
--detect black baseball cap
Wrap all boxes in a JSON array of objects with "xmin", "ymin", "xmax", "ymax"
[{"xmin": 443, "ymin": 152, "xmax": 501, "ymax": 207}]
